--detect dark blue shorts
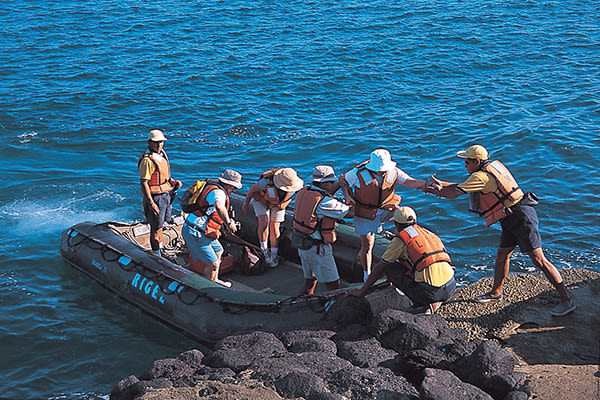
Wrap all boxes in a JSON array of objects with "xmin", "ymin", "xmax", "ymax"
[
  {"xmin": 385, "ymin": 263, "xmax": 456, "ymax": 307},
  {"xmin": 499, "ymin": 204, "xmax": 542, "ymax": 252},
  {"xmin": 143, "ymin": 193, "xmax": 172, "ymax": 230}
]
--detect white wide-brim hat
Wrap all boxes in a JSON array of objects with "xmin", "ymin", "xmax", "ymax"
[
  {"xmin": 311, "ymin": 165, "xmax": 338, "ymax": 183},
  {"xmin": 273, "ymin": 168, "xmax": 304, "ymax": 192},
  {"xmin": 365, "ymin": 148, "xmax": 396, "ymax": 172}
]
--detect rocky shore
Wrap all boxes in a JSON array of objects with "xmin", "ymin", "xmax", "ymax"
[{"xmin": 110, "ymin": 269, "xmax": 600, "ymax": 400}]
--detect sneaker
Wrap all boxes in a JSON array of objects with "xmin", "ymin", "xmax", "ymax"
[
  {"xmin": 415, "ymin": 302, "xmax": 443, "ymax": 316},
  {"xmin": 265, "ymin": 253, "xmax": 279, "ymax": 268},
  {"xmin": 551, "ymin": 301, "xmax": 576, "ymax": 317},
  {"xmin": 216, "ymin": 280, "xmax": 232, "ymax": 288},
  {"xmin": 474, "ymin": 292, "xmax": 503, "ymax": 303}
]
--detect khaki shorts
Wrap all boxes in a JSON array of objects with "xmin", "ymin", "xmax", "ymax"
[
  {"xmin": 252, "ymin": 199, "xmax": 286, "ymax": 223},
  {"xmin": 298, "ymin": 243, "xmax": 340, "ymax": 283}
]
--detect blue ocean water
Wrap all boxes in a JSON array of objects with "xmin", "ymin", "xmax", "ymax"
[{"xmin": 1, "ymin": 0, "xmax": 599, "ymax": 398}]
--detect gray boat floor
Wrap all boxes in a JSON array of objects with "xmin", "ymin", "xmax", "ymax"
[{"xmin": 114, "ymin": 221, "xmax": 349, "ymax": 297}]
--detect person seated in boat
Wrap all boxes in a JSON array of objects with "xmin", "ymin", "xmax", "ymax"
[
  {"xmin": 138, "ymin": 129, "xmax": 183, "ymax": 257},
  {"xmin": 292, "ymin": 165, "xmax": 351, "ymax": 295},
  {"xmin": 242, "ymin": 167, "xmax": 304, "ymax": 268},
  {"xmin": 348, "ymin": 207, "xmax": 456, "ymax": 315},
  {"xmin": 339, "ymin": 148, "xmax": 427, "ymax": 282},
  {"xmin": 181, "ymin": 169, "xmax": 243, "ymax": 286}
]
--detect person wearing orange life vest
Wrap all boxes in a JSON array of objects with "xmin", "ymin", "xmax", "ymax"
[
  {"xmin": 242, "ymin": 168, "xmax": 304, "ymax": 267},
  {"xmin": 423, "ymin": 144, "xmax": 575, "ymax": 317},
  {"xmin": 138, "ymin": 129, "xmax": 183, "ymax": 256},
  {"xmin": 293, "ymin": 165, "xmax": 350, "ymax": 295},
  {"xmin": 349, "ymin": 207, "xmax": 455, "ymax": 315},
  {"xmin": 340, "ymin": 149, "xmax": 428, "ymax": 282},
  {"xmin": 181, "ymin": 169, "xmax": 242, "ymax": 286}
]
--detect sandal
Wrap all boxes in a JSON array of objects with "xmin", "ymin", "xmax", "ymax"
[{"xmin": 474, "ymin": 292, "xmax": 503, "ymax": 303}]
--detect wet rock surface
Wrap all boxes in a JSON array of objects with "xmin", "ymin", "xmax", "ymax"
[{"xmin": 111, "ymin": 270, "xmax": 600, "ymax": 400}]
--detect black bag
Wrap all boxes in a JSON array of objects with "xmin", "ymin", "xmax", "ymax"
[
  {"xmin": 290, "ymin": 229, "xmax": 316, "ymax": 250},
  {"xmin": 238, "ymin": 245, "xmax": 266, "ymax": 275}
]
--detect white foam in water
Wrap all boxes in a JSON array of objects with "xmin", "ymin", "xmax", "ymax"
[{"xmin": 1, "ymin": 189, "xmax": 129, "ymax": 236}]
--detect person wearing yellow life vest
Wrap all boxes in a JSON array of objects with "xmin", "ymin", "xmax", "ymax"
[
  {"xmin": 292, "ymin": 165, "xmax": 351, "ymax": 295},
  {"xmin": 349, "ymin": 207, "xmax": 456, "ymax": 315},
  {"xmin": 181, "ymin": 169, "xmax": 242, "ymax": 286},
  {"xmin": 423, "ymin": 144, "xmax": 575, "ymax": 317},
  {"xmin": 138, "ymin": 130, "xmax": 183, "ymax": 256},
  {"xmin": 242, "ymin": 167, "xmax": 304, "ymax": 267},
  {"xmin": 340, "ymin": 149, "xmax": 428, "ymax": 282}
]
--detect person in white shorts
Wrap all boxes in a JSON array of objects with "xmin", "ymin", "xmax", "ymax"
[{"xmin": 340, "ymin": 149, "xmax": 427, "ymax": 281}]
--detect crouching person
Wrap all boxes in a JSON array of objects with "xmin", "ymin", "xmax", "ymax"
[
  {"xmin": 292, "ymin": 166, "xmax": 350, "ymax": 295},
  {"xmin": 181, "ymin": 169, "xmax": 242, "ymax": 286},
  {"xmin": 349, "ymin": 207, "xmax": 455, "ymax": 314}
]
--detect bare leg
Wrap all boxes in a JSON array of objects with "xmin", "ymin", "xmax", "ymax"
[
  {"xmin": 359, "ymin": 233, "xmax": 375, "ymax": 275},
  {"xmin": 269, "ymin": 221, "xmax": 281, "ymax": 249},
  {"xmin": 490, "ymin": 246, "xmax": 515, "ymax": 296},
  {"xmin": 256, "ymin": 215, "xmax": 269, "ymax": 243},
  {"xmin": 302, "ymin": 278, "xmax": 318, "ymax": 295},
  {"xmin": 203, "ymin": 250, "xmax": 223, "ymax": 282},
  {"xmin": 528, "ymin": 247, "xmax": 571, "ymax": 304}
]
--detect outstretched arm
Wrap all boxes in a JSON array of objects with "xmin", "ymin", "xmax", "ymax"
[
  {"xmin": 423, "ymin": 175, "xmax": 465, "ymax": 199},
  {"xmin": 242, "ymin": 183, "xmax": 260, "ymax": 213}
]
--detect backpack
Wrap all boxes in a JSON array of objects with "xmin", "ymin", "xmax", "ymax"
[
  {"xmin": 179, "ymin": 180, "xmax": 207, "ymax": 213},
  {"xmin": 237, "ymin": 245, "xmax": 266, "ymax": 275}
]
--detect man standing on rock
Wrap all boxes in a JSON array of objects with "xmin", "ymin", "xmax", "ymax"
[
  {"xmin": 422, "ymin": 144, "xmax": 575, "ymax": 317},
  {"xmin": 349, "ymin": 207, "xmax": 456, "ymax": 315}
]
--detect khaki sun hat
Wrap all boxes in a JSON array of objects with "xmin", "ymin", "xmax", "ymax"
[
  {"xmin": 273, "ymin": 168, "xmax": 304, "ymax": 192},
  {"xmin": 456, "ymin": 144, "xmax": 489, "ymax": 160},
  {"xmin": 218, "ymin": 169, "xmax": 243, "ymax": 189},
  {"xmin": 311, "ymin": 165, "xmax": 338, "ymax": 183},
  {"xmin": 148, "ymin": 129, "xmax": 167, "ymax": 142},
  {"xmin": 365, "ymin": 148, "xmax": 397, "ymax": 172},
  {"xmin": 393, "ymin": 206, "xmax": 417, "ymax": 224}
]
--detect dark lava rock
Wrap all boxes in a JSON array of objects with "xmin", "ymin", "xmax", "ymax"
[
  {"xmin": 289, "ymin": 336, "xmax": 338, "ymax": 354},
  {"xmin": 450, "ymin": 341, "xmax": 518, "ymax": 387},
  {"xmin": 419, "ymin": 368, "xmax": 493, "ymax": 400},
  {"xmin": 277, "ymin": 329, "xmax": 336, "ymax": 348},
  {"xmin": 109, "ymin": 375, "xmax": 140, "ymax": 400},
  {"xmin": 248, "ymin": 353, "xmax": 309, "ymax": 382},
  {"xmin": 328, "ymin": 365, "xmax": 419, "ymax": 400},
  {"xmin": 480, "ymin": 371, "xmax": 527, "ymax": 400},
  {"xmin": 139, "ymin": 357, "xmax": 193, "ymax": 381},
  {"xmin": 336, "ymin": 336, "xmax": 398, "ymax": 368},
  {"xmin": 204, "ymin": 331, "xmax": 287, "ymax": 372},
  {"xmin": 273, "ymin": 370, "xmax": 325, "ymax": 398},
  {"xmin": 503, "ymin": 390, "xmax": 529, "ymax": 400},
  {"xmin": 326, "ymin": 294, "xmax": 372, "ymax": 327}
]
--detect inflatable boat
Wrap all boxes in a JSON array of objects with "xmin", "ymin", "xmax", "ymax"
[{"xmin": 59, "ymin": 193, "xmax": 402, "ymax": 344}]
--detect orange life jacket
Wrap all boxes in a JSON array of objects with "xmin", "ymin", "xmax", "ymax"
[
  {"xmin": 138, "ymin": 150, "xmax": 173, "ymax": 195},
  {"xmin": 397, "ymin": 224, "xmax": 451, "ymax": 277},
  {"xmin": 472, "ymin": 160, "xmax": 524, "ymax": 227},
  {"xmin": 293, "ymin": 186, "xmax": 338, "ymax": 244},
  {"xmin": 187, "ymin": 182, "xmax": 230, "ymax": 240},
  {"xmin": 252, "ymin": 168, "xmax": 294, "ymax": 209},
  {"xmin": 350, "ymin": 161, "xmax": 401, "ymax": 220}
]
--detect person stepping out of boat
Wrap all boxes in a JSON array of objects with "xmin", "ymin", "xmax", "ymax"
[
  {"xmin": 242, "ymin": 167, "xmax": 303, "ymax": 268},
  {"xmin": 138, "ymin": 129, "xmax": 183, "ymax": 257},
  {"xmin": 423, "ymin": 144, "xmax": 575, "ymax": 317},
  {"xmin": 348, "ymin": 207, "xmax": 456, "ymax": 315},
  {"xmin": 292, "ymin": 165, "xmax": 351, "ymax": 295},
  {"xmin": 181, "ymin": 169, "xmax": 243, "ymax": 287},
  {"xmin": 340, "ymin": 148, "xmax": 428, "ymax": 282}
]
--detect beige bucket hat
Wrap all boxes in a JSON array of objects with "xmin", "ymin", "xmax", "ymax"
[
  {"xmin": 148, "ymin": 129, "xmax": 167, "ymax": 142},
  {"xmin": 273, "ymin": 168, "xmax": 304, "ymax": 192},
  {"xmin": 218, "ymin": 169, "xmax": 243, "ymax": 189},
  {"xmin": 311, "ymin": 165, "xmax": 338, "ymax": 183}
]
